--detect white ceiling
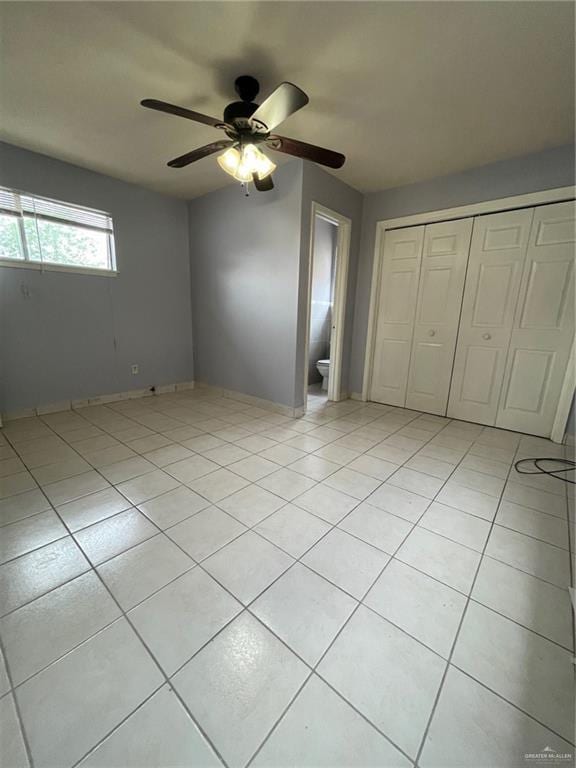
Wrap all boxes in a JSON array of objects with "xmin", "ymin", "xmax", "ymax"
[{"xmin": 0, "ymin": 2, "xmax": 573, "ymax": 199}]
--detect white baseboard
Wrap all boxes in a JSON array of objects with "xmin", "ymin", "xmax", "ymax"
[
  {"xmin": 1, "ymin": 380, "xmax": 196, "ymax": 422},
  {"xmin": 195, "ymin": 381, "xmax": 304, "ymax": 418},
  {"xmin": 350, "ymin": 391, "xmax": 366, "ymax": 402}
]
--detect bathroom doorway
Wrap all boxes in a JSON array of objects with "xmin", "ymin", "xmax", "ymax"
[{"xmin": 303, "ymin": 203, "xmax": 351, "ymax": 411}]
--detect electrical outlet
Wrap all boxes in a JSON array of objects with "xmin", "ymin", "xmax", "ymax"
[{"xmin": 131, "ymin": 364, "xmax": 139, "ymax": 375}]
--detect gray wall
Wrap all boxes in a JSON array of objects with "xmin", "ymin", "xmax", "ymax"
[
  {"xmin": 0, "ymin": 142, "xmax": 193, "ymax": 413},
  {"xmin": 187, "ymin": 161, "xmax": 303, "ymax": 408},
  {"xmin": 299, "ymin": 163, "xmax": 364, "ymax": 406},
  {"xmin": 350, "ymin": 144, "xmax": 576, "ymax": 394},
  {"xmin": 308, "ymin": 217, "xmax": 336, "ymax": 384}
]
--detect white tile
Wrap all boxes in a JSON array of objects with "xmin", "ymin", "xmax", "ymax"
[
  {"xmin": 496, "ymin": 500, "xmax": 568, "ymax": 549},
  {"xmin": 228, "ymin": 455, "xmax": 280, "ymax": 481},
  {"xmin": 469, "ymin": 442, "xmax": 515, "ymax": 464},
  {"xmin": 74, "ymin": 508, "xmax": 158, "ymax": 565},
  {"xmin": 57, "ymin": 487, "xmax": 132, "ymax": 532},
  {"xmin": 347, "ymin": 455, "xmax": 399, "ymax": 481},
  {"xmin": 138, "ymin": 485, "xmax": 209, "ymax": 529},
  {"xmin": 294, "ymin": 483, "xmax": 358, "ymax": 524},
  {"xmin": 116, "ymin": 469, "xmax": 180, "ymax": 505},
  {"xmin": 0, "ymin": 694, "xmax": 30, "ymax": 768},
  {"xmin": 283, "ymin": 435, "xmax": 326, "ymax": 453},
  {"xmin": 323, "ymin": 468, "xmax": 381, "ymax": 500},
  {"xmin": 186, "ymin": 468, "xmax": 249, "ymax": 502},
  {"xmin": 167, "ymin": 506, "xmax": 246, "ymax": 561},
  {"xmin": 203, "ymin": 531, "xmax": 293, "ymax": 605},
  {"xmin": 503, "ymin": 482, "xmax": 566, "ymax": 518},
  {"xmin": 339, "ymin": 502, "xmax": 413, "ymax": 554},
  {"xmin": 365, "ymin": 559, "xmax": 466, "ymax": 658},
  {"xmin": 99, "ymin": 456, "xmax": 156, "ymax": 484},
  {"xmin": 452, "ymin": 602, "xmax": 574, "ymax": 741},
  {"xmin": 257, "ymin": 468, "xmax": 316, "ymax": 501},
  {"xmin": 397, "ymin": 527, "xmax": 481, "ymax": 594},
  {"xmin": 97, "ymin": 534, "xmax": 193, "ymax": 609},
  {"xmin": 0, "ymin": 537, "xmax": 89, "ymax": 616},
  {"xmin": 16, "ymin": 619, "xmax": 163, "ymax": 768},
  {"xmin": 31, "ymin": 456, "xmax": 92, "ymax": 485},
  {"xmin": 164, "ymin": 454, "xmax": 220, "ymax": 484},
  {"xmin": 143, "ymin": 443, "xmax": 195, "ymax": 468},
  {"xmin": 485, "ymin": 525, "xmax": 570, "ymax": 587},
  {"xmin": 202, "ymin": 444, "xmax": 252, "ymax": 467},
  {"xmin": 0, "ymin": 571, "xmax": 121, "ymax": 685},
  {"xmin": 318, "ymin": 606, "xmax": 445, "ymax": 759},
  {"xmin": 126, "ymin": 433, "xmax": 173, "ymax": 453},
  {"xmin": 419, "ymin": 502, "xmax": 491, "ymax": 552},
  {"xmin": 234, "ymin": 435, "xmax": 278, "ymax": 453},
  {"xmin": 0, "ymin": 489, "xmax": 51, "ymax": 527},
  {"xmin": 43, "ymin": 471, "xmax": 108, "ymax": 506},
  {"xmin": 387, "ymin": 468, "xmax": 444, "ymax": 499},
  {"xmin": 129, "ymin": 568, "xmax": 241, "ymax": 675},
  {"xmin": 366, "ymin": 483, "xmax": 430, "ymax": 523},
  {"xmin": 253, "ymin": 563, "xmax": 356, "ymax": 665},
  {"xmin": 384, "ymin": 434, "xmax": 424, "ymax": 455},
  {"xmin": 0, "ymin": 457, "xmax": 25, "ymax": 478},
  {"xmin": 217, "ymin": 484, "xmax": 285, "ymax": 527},
  {"xmin": 255, "ymin": 504, "xmax": 330, "ymax": 558},
  {"xmin": 436, "ymin": 482, "xmax": 498, "ymax": 521},
  {"xmin": 253, "ymin": 674, "xmax": 410, "ymax": 768},
  {"xmin": 450, "ymin": 467, "xmax": 505, "ymax": 497},
  {"xmin": 0, "ymin": 648, "xmax": 9, "ymax": 697},
  {"xmin": 0, "ymin": 472, "xmax": 37, "ymax": 500},
  {"xmin": 459, "ymin": 453, "xmax": 510, "ymax": 479},
  {"xmin": 181, "ymin": 435, "xmax": 226, "ymax": 453},
  {"xmin": 472, "ymin": 557, "xmax": 573, "ymax": 650},
  {"xmin": 0, "ymin": 511, "xmax": 68, "ymax": 565},
  {"xmin": 83, "ymin": 444, "xmax": 137, "ymax": 470},
  {"xmin": 420, "ymin": 666, "xmax": 574, "ymax": 768},
  {"xmin": 314, "ymin": 444, "xmax": 361, "ymax": 466},
  {"xmin": 302, "ymin": 528, "xmax": 389, "ymax": 599},
  {"xmin": 78, "ymin": 686, "xmax": 220, "ymax": 768},
  {"xmin": 259, "ymin": 444, "xmax": 307, "ymax": 466},
  {"xmin": 288, "ymin": 454, "xmax": 340, "ymax": 481},
  {"xmin": 420, "ymin": 443, "xmax": 464, "ymax": 464},
  {"xmin": 173, "ymin": 612, "xmax": 308, "ymax": 768}
]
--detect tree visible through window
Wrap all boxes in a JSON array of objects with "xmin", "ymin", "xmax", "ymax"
[{"xmin": 0, "ymin": 187, "xmax": 116, "ymax": 272}]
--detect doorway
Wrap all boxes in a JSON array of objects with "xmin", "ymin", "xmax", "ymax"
[{"xmin": 303, "ymin": 203, "xmax": 351, "ymax": 411}]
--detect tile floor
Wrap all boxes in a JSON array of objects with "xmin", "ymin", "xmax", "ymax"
[{"xmin": 0, "ymin": 389, "xmax": 574, "ymax": 768}]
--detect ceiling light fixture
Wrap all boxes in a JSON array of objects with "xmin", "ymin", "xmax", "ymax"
[{"xmin": 217, "ymin": 143, "xmax": 276, "ymax": 183}]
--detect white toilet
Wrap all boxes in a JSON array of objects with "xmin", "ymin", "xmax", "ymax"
[{"xmin": 316, "ymin": 359, "xmax": 330, "ymax": 391}]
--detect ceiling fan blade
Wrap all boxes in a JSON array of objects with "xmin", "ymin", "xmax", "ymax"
[
  {"xmin": 167, "ymin": 140, "xmax": 233, "ymax": 168},
  {"xmin": 141, "ymin": 99, "xmax": 222, "ymax": 128},
  {"xmin": 252, "ymin": 173, "xmax": 274, "ymax": 192},
  {"xmin": 250, "ymin": 82, "xmax": 309, "ymax": 131},
  {"xmin": 267, "ymin": 135, "xmax": 345, "ymax": 169}
]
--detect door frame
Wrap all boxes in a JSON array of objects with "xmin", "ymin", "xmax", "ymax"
[
  {"xmin": 361, "ymin": 185, "xmax": 576, "ymax": 439},
  {"xmin": 302, "ymin": 202, "xmax": 352, "ymax": 409}
]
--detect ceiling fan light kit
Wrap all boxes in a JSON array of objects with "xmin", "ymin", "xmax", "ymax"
[{"xmin": 141, "ymin": 75, "xmax": 345, "ymax": 193}]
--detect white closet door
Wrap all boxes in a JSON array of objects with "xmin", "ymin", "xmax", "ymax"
[
  {"xmin": 370, "ymin": 226, "xmax": 424, "ymax": 406},
  {"xmin": 496, "ymin": 201, "xmax": 576, "ymax": 436},
  {"xmin": 405, "ymin": 218, "xmax": 473, "ymax": 415},
  {"xmin": 447, "ymin": 208, "xmax": 534, "ymax": 425}
]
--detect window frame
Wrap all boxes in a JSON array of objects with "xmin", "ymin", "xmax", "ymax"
[{"xmin": 0, "ymin": 187, "xmax": 118, "ymax": 276}]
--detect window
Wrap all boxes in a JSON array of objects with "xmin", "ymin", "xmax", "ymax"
[{"xmin": 0, "ymin": 187, "xmax": 116, "ymax": 273}]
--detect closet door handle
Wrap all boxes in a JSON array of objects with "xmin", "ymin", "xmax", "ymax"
[
  {"xmin": 428, "ymin": 329, "xmax": 436, "ymax": 337},
  {"xmin": 482, "ymin": 333, "xmax": 492, "ymax": 340}
]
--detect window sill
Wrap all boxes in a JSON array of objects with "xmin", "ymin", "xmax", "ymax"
[{"xmin": 0, "ymin": 259, "xmax": 118, "ymax": 277}]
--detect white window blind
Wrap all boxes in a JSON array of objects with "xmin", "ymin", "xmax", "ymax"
[{"xmin": 0, "ymin": 186, "xmax": 116, "ymax": 272}]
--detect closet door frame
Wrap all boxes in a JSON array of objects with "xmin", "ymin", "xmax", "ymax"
[{"xmin": 362, "ymin": 186, "xmax": 575, "ymax": 441}]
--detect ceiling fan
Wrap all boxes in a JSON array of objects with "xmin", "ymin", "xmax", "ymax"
[{"xmin": 141, "ymin": 76, "xmax": 345, "ymax": 192}]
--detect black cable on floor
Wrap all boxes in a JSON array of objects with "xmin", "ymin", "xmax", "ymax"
[{"xmin": 514, "ymin": 457, "xmax": 576, "ymax": 485}]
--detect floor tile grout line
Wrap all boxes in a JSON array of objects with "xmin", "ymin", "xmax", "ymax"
[{"xmin": 0, "ymin": 632, "xmax": 36, "ymax": 768}]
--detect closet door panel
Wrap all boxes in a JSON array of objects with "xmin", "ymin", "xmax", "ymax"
[
  {"xmin": 370, "ymin": 226, "xmax": 424, "ymax": 406},
  {"xmin": 447, "ymin": 209, "xmax": 534, "ymax": 425},
  {"xmin": 405, "ymin": 218, "xmax": 473, "ymax": 414},
  {"xmin": 496, "ymin": 201, "xmax": 576, "ymax": 436}
]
